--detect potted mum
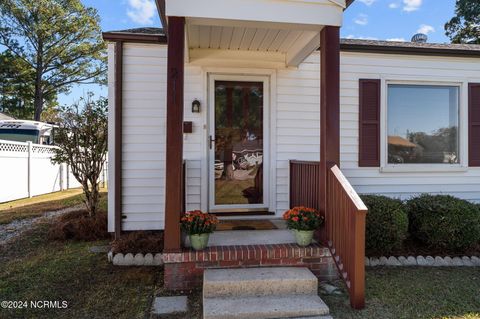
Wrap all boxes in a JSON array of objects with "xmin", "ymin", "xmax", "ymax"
[
  {"xmin": 283, "ymin": 206, "xmax": 324, "ymax": 246},
  {"xmin": 181, "ymin": 210, "xmax": 218, "ymax": 251}
]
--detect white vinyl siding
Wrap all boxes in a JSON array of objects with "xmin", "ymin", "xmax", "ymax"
[
  {"xmin": 340, "ymin": 51, "xmax": 480, "ymax": 202},
  {"xmin": 276, "ymin": 53, "xmax": 320, "ymax": 214},
  {"xmin": 121, "ymin": 43, "xmax": 167, "ymax": 231},
  {"xmin": 110, "ymin": 43, "xmax": 480, "ymax": 231},
  {"xmin": 109, "ymin": 43, "xmax": 206, "ymax": 231}
]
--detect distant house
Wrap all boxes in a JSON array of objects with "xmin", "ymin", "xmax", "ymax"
[{"xmin": 102, "ymin": 0, "xmax": 480, "ymax": 309}]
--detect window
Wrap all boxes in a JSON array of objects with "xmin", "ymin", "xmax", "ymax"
[
  {"xmin": 0, "ymin": 129, "xmax": 39, "ymax": 143},
  {"xmin": 387, "ymin": 84, "xmax": 460, "ymax": 164}
]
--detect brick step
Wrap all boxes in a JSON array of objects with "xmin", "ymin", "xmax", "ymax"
[
  {"xmin": 203, "ymin": 267, "xmax": 318, "ymax": 298},
  {"xmin": 203, "ymin": 294, "xmax": 330, "ymax": 319}
]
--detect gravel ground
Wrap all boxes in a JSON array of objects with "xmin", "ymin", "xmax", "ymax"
[{"xmin": 0, "ymin": 204, "xmax": 85, "ymax": 245}]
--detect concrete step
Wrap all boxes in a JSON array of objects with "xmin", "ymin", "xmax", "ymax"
[
  {"xmin": 203, "ymin": 267, "xmax": 318, "ymax": 298},
  {"xmin": 203, "ymin": 294, "xmax": 330, "ymax": 319}
]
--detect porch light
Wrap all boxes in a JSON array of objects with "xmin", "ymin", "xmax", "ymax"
[{"xmin": 192, "ymin": 99, "xmax": 201, "ymax": 113}]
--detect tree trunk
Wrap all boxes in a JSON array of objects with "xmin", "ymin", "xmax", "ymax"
[
  {"xmin": 34, "ymin": 41, "xmax": 43, "ymax": 121},
  {"xmin": 33, "ymin": 87, "xmax": 43, "ymax": 121}
]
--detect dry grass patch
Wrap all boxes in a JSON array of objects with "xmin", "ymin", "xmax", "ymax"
[
  {"xmin": 48, "ymin": 209, "xmax": 110, "ymax": 241},
  {"xmin": 111, "ymin": 231, "xmax": 164, "ymax": 254},
  {"xmin": 0, "ymin": 189, "xmax": 107, "ymax": 225}
]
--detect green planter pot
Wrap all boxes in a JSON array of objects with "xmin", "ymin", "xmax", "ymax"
[
  {"xmin": 293, "ymin": 230, "xmax": 314, "ymax": 247},
  {"xmin": 189, "ymin": 233, "xmax": 210, "ymax": 251}
]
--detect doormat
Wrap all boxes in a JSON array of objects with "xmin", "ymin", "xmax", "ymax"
[{"xmin": 216, "ymin": 220, "xmax": 278, "ymax": 231}]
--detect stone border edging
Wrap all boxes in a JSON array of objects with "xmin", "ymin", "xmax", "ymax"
[
  {"xmin": 366, "ymin": 255, "xmax": 480, "ymax": 267},
  {"xmin": 108, "ymin": 252, "xmax": 164, "ymax": 266}
]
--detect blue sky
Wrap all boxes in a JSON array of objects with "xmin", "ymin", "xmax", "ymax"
[{"xmin": 58, "ymin": 0, "xmax": 457, "ymax": 106}]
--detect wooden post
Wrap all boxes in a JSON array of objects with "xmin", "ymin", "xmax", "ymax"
[
  {"xmin": 164, "ymin": 16, "xmax": 185, "ymax": 253},
  {"xmin": 319, "ymin": 26, "xmax": 340, "ymax": 242},
  {"xmin": 351, "ymin": 209, "xmax": 367, "ymax": 309},
  {"xmin": 114, "ymin": 41, "xmax": 123, "ymax": 239}
]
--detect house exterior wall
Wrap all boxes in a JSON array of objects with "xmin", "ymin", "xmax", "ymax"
[
  {"xmin": 340, "ymin": 51, "xmax": 480, "ymax": 201},
  {"xmin": 108, "ymin": 42, "xmax": 480, "ymax": 231}
]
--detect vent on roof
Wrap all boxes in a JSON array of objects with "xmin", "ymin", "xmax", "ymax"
[{"xmin": 411, "ymin": 33, "xmax": 428, "ymax": 43}]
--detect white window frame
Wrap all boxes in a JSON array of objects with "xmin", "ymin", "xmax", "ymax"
[{"xmin": 380, "ymin": 78, "xmax": 468, "ymax": 173}]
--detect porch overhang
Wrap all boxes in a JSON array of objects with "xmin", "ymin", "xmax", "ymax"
[{"xmin": 164, "ymin": 0, "xmax": 346, "ymax": 67}]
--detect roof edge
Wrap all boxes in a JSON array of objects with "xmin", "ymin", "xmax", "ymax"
[
  {"xmin": 155, "ymin": 0, "xmax": 168, "ymax": 35},
  {"xmin": 340, "ymin": 42, "xmax": 480, "ymax": 58},
  {"xmin": 102, "ymin": 32, "xmax": 167, "ymax": 44}
]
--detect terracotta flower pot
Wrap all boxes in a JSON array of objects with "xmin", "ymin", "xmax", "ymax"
[
  {"xmin": 293, "ymin": 229, "xmax": 314, "ymax": 247},
  {"xmin": 189, "ymin": 233, "xmax": 210, "ymax": 251}
]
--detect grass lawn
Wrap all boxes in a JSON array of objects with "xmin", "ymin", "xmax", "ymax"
[
  {"xmin": 1, "ymin": 192, "xmax": 479, "ymax": 318},
  {"xmin": 2, "ymin": 222, "xmax": 479, "ymax": 319},
  {"xmin": 322, "ymin": 268, "xmax": 480, "ymax": 319},
  {"xmin": 0, "ymin": 224, "xmax": 159, "ymax": 319},
  {"xmin": 0, "ymin": 189, "xmax": 107, "ymax": 225}
]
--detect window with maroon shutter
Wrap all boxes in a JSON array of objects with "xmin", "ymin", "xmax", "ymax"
[
  {"xmin": 359, "ymin": 79, "xmax": 381, "ymax": 167},
  {"xmin": 469, "ymin": 83, "xmax": 480, "ymax": 167}
]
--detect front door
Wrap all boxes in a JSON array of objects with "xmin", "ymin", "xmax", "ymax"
[{"xmin": 208, "ymin": 75, "xmax": 268, "ymax": 212}]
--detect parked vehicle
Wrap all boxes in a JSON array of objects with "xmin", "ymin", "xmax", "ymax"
[{"xmin": 0, "ymin": 120, "xmax": 57, "ymax": 145}]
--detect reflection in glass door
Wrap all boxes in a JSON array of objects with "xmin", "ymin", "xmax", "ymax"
[{"xmin": 210, "ymin": 80, "xmax": 265, "ymax": 210}]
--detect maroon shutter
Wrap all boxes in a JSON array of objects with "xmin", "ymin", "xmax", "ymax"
[
  {"xmin": 469, "ymin": 83, "xmax": 480, "ymax": 167},
  {"xmin": 359, "ymin": 79, "xmax": 381, "ymax": 167}
]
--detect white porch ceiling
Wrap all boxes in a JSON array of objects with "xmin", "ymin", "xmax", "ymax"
[
  {"xmin": 166, "ymin": 0, "xmax": 345, "ymax": 68},
  {"xmin": 188, "ymin": 26, "xmax": 318, "ymax": 53}
]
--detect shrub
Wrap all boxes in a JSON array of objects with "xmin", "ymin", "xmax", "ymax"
[
  {"xmin": 111, "ymin": 231, "xmax": 164, "ymax": 254},
  {"xmin": 361, "ymin": 195, "xmax": 408, "ymax": 256},
  {"xmin": 406, "ymin": 194, "xmax": 480, "ymax": 251},
  {"xmin": 48, "ymin": 209, "xmax": 109, "ymax": 241}
]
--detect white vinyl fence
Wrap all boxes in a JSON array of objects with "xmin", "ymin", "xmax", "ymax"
[{"xmin": 0, "ymin": 140, "xmax": 107, "ymax": 203}]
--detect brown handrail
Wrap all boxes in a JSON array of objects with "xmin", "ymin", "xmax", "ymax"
[{"xmin": 326, "ymin": 164, "xmax": 367, "ymax": 309}]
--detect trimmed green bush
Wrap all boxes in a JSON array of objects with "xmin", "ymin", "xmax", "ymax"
[
  {"xmin": 361, "ymin": 195, "xmax": 408, "ymax": 256},
  {"xmin": 406, "ymin": 194, "xmax": 480, "ymax": 251}
]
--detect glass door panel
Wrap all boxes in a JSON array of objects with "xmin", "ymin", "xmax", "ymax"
[{"xmin": 213, "ymin": 81, "xmax": 264, "ymax": 206}]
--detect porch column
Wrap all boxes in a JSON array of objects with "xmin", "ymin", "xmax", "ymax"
[
  {"xmin": 164, "ymin": 16, "xmax": 185, "ymax": 253},
  {"xmin": 319, "ymin": 26, "xmax": 340, "ymax": 239}
]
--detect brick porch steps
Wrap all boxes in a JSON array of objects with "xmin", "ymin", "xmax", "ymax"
[
  {"xmin": 163, "ymin": 243, "xmax": 337, "ymax": 291},
  {"xmin": 203, "ymin": 267, "xmax": 331, "ymax": 319}
]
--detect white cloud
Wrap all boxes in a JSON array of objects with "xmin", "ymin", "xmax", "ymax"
[
  {"xmin": 127, "ymin": 0, "xmax": 156, "ymax": 25},
  {"xmin": 403, "ymin": 0, "xmax": 422, "ymax": 12},
  {"xmin": 354, "ymin": 14, "xmax": 368, "ymax": 26},
  {"xmin": 358, "ymin": 0, "xmax": 376, "ymax": 6},
  {"xmin": 389, "ymin": 3, "xmax": 400, "ymax": 9},
  {"xmin": 417, "ymin": 24, "xmax": 435, "ymax": 34},
  {"xmin": 345, "ymin": 35, "xmax": 378, "ymax": 40},
  {"xmin": 387, "ymin": 37, "xmax": 406, "ymax": 41}
]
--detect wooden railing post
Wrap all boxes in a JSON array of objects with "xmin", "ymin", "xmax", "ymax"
[{"xmin": 351, "ymin": 208, "xmax": 367, "ymax": 309}]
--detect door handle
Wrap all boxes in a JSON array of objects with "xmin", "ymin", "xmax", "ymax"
[{"xmin": 209, "ymin": 135, "xmax": 215, "ymax": 149}]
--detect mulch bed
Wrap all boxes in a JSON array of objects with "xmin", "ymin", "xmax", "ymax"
[
  {"xmin": 48, "ymin": 209, "xmax": 110, "ymax": 241},
  {"xmin": 110, "ymin": 231, "xmax": 164, "ymax": 254},
  {"xmin": 371, "ymin": 237, "xmax": 480, "ymax": 258}
]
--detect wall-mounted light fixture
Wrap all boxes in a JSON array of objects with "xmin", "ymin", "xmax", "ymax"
[{"xmin": 192, "ymin": 99, "xmax": 201, "ymax": 113}]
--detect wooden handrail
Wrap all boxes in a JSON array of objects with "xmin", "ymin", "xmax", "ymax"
[{"xmin": 326, "ymin": 164, "xmax": 367, "ymax": 309}]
